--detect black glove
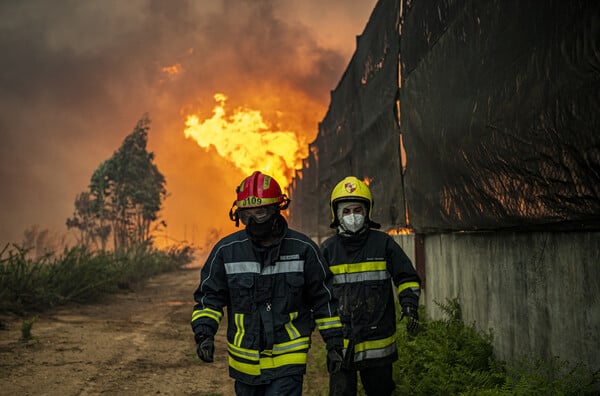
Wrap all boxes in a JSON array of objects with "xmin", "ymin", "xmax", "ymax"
[
  {"xmin": 400, "ymin": 305, "xmax": 420, "ymax": 336},
  {"xmin": 326, "ymin": 347, "xmax": 344, "ymax": 374},
  {"xmin": 195, "ymin": 334, "xmax": 214, "ymax": 363}
]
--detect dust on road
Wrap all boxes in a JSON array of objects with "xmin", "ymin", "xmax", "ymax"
[
  {"xmin": 0, "ymin": 265, "xmax": 233, "ymax": 396},
  {"xmin": 0, "ymin": 264, "xmax": 329, "ymax": 396}
]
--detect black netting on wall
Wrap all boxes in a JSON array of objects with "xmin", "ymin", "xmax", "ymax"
[
  {"xmin": 400, "ymin": 0, "xmax": 600, "ymax": 231},
  {"xmin": 289, "ymin": 0, "xmax": 600, "ymax": 235},
  {"xmin": 288, "ymin": 0, "xmax": 404, "ymax": 239}
]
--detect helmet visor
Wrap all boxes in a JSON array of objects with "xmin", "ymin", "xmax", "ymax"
[{"xmin": 238, "ymin": 205, "xmax": 278, "ymax": 225}]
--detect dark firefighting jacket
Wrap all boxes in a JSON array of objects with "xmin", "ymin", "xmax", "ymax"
[
  {"xmin": 191, "ymin": 226, "xmax": 343, "ymax": 385},
  {"xmin": 320, "ymin": 229, "xmax": 421, "ymax": 370}
]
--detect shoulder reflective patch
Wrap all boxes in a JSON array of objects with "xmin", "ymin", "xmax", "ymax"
[
  {"xmin": 333, "ymin": 271, "xmax": 389, "ymax": 284},
  {"xmin": 224, "ymin": 261, "xmax": 261, "ymax": 274},
  {"xmin": 330, "ymin": 261, "xmax": 389, "ymax": 284},
  {"xmin": 261, "ymin": 260, "xmax": 304, "ymax": 275},
  {"xmin": 330, "ymin": 261, "xmax": 387, "ymax": 274}
]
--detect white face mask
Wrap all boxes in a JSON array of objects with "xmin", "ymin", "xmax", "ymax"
[{"xmin": 341, "ymin": 213, "xmax": 365, "ymax": 233}]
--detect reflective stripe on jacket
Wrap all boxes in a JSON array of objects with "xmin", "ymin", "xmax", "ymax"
[
  {"xmin": 192, "ymin": 228, "xmax": 343, "ymax": 385},
  {"xmin": 321, "ymin": 229, "xmax": 421, "ymax": 369}
]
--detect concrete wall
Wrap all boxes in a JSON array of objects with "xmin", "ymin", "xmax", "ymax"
[{"xmin": 392, "ymin": 231, "xmax": 600, "ymax": 371}]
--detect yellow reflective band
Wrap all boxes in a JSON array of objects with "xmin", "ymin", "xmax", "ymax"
[
  {"xmin": 234, "ymin": 313, "xmax": 245, "ymax": 347},
  {"xmin": 285, "ymin": 312, "xmax": 301, "ymax": 339},
  {"xmin": 315, "ymin": 316, "xmax": 342, "ymax": 330},
  {"xmin": 330, "ymin": 261, "xmax": 387, "ymax": 274},
  {"xmin": 228, "ymin": 338, "xmax": 310, "ymax": 361},
  {"xmin": 259, "ymin": 352, "xmax": 307, "ymax": 369},
  {"xmin": 228, "ymin": 343, "xmax": 260, "ymax": 361},
  {"xmin": 398, "ymin": 281, "xmax": 420, "ymax": 293},
  {"xmin": 271, "ymin": 337, "xmax": 311, "ymax": 354},
  {"xmin": 237, "ymin": 196, "xmax": 280, "ymax": 208},
  {"xmin": 229, "ymin": 352, "xmax": 308, "ymax": 376},
  {"xmin": 260, "ymin": 338, "xmax": 311, "ymax": 356},
  {"xmin": 352, "ymin": 335, "xmax": 396, "ymax": 353},
  {"xmin": 229, "ymin": 356, "xmax": 260, "ymax": 375},
  {"xmin": 191, "ymin": 307, "xmax": 223, "ymax": 324},
  {"xmin": 353, "ymin": 336, "xmax": 397, "ymax": 362},
  {"xmin": 333, "ymin": 271, "xmax": 388, "ymax": 284}
]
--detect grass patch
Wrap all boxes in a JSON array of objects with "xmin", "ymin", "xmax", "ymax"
[
  {"xmin": 20, "ymin": 316, "xmax": 38, "ymax": 342},
  {"xmin": 305, "ymin": 334, "xmax": 330, "ymax": 396},
  {"xmin": 0, "ymin": 242, "xmax": 194, "ymax": 315}
]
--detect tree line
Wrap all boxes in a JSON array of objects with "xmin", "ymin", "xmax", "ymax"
[{"xmin": 66, "ymin": 114, "xmax": 166, "ymax": 251}]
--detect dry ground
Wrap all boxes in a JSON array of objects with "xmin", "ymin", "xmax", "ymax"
[{"xmin": 0, "ymin": 263, "xmax": 329, "ymax": 396}]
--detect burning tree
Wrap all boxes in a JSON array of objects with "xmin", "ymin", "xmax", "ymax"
[{"xmin": 67, "ymin": 114, "xmax": 167, "ymax": 251}]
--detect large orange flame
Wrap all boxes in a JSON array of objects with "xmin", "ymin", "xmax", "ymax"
[{"xmin": 183, "ymin": 94, "xmax": 308, "ymax": 190}]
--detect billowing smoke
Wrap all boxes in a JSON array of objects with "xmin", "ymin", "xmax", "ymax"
[{"xmin": 0, "ymin": 0, "xmax": 377, "ymax": 250}]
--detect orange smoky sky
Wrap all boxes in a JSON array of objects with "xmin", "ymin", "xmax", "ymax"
[{"xmin": 0, "ymin": 0, "xmax": 377, "ymax": 251}]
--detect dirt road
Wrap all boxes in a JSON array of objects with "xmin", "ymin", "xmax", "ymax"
[{"xmin": 0, "ymin": 264, "xmax": 328, "ymax": 395}]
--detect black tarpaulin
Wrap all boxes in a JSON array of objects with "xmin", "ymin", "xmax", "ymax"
[
  {"xmin": 288, "ymin": 0, "xmax": 403, "ymax": 239},
  {"xmin": 401, "ymin": 0, "xmax": 600, "ymax": 231},
  {"xmin": 289, "ymin": 0, "xmax": 600, "ymax": 235}
]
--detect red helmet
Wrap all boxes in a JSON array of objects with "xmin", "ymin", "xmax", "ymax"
[{"xmin": 229, "ymin": 171, "xmax": 290, "ymax": 225}]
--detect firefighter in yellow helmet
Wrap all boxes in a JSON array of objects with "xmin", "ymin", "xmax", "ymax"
[
  {"xmin": 191, "ymin": 171, "xmax": 344, "ymax": 395},
  {"xmin": 321, "ymin": 176, "xmax": 422, "ymax": 396}
]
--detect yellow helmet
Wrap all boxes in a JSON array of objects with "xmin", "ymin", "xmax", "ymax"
[{"xmin": 329, "ymin": 176, "xmax": 379, "ymax": 229}]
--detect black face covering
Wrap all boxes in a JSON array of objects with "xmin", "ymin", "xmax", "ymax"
[{"xmin": 246, "ymin": 213, "xmax": 286, "ymax": 245}]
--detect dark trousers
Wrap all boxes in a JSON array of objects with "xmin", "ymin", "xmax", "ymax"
[
  {"xmin": 234, "ymin": 375, "xmax": 303, "ymax": 396},
  {"xmin": 329, "ymin": 364, "xmax": 395, "ymax": 396}
]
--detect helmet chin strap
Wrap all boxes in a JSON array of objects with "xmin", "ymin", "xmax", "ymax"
[
  {"xmin": 247, "ymin": 214, "xmax": 286, "ymax": 246},
  {"xmin": 338, "ymin": 224, "xmax": 368, "ymax": 237},
  {"xmin": 279, "ymin": 195, "xmax": 291, "ymax": 210},
  {"xmin": 229, "ymin": 200, "xmax": 240, "ymax": 227}
]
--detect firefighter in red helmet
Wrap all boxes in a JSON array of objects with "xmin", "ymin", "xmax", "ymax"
[{"xmin": 191, "ymin": 171, "xmax": 344, "ymax": 395}]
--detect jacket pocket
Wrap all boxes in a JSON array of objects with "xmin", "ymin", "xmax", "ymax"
[
  {"xmin": 354, "ymin": 281, "xmax": 389, "ymax": 334},
  {"xmin": 284, "ymin": 273, "xmax": 305, "ymax": 311},
  {"xmin": 229, "ymin": 274, "xmax": 255, "ymax": 313}
]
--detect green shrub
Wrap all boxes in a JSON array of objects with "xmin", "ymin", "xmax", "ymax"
[
  {"xmin": 0, "ymin": 242, "xmax": 195, "ymax": 315},
  {"xmin": 20, "ymin": 316, "xmax": 38, "ymax": 342},
  {"xmin": 0, "ymin": 244, "xmax": 56, "ymax": 313},
  {"xmin": 394, "ymin": 298, "xmax": 599, "ymax": 395},
  {"xmin": 306, "ymin": 298, "xmax": 599, "ymax": 395},
  {"xmin": 47, "ymin": 248, "xmax": 121, "ymax": 303},
  {"xmin": 394, "ymin": 298, "xmax": 504, "ymax": 395},
  {"xmin": 499, "ymin": 356, "xmax": 600, "ymax": 395}
]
